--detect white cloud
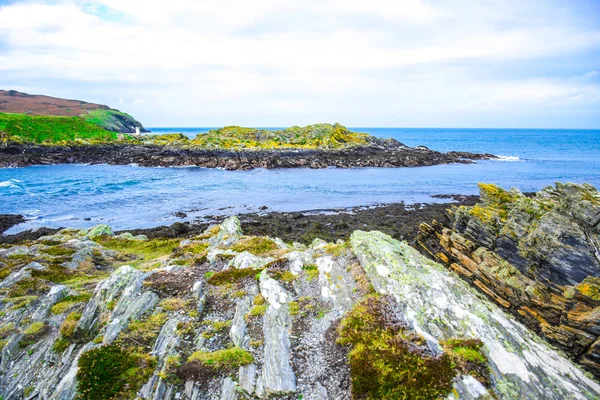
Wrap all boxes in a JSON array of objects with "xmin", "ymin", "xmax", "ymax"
[{"xmin": 0, "ymin": 0, "xmax": 599, "ymax": 127}]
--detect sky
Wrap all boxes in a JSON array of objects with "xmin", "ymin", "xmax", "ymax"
[{"xmin": 0, "ymin": 0, "xmax": 599, "ymax": 128}]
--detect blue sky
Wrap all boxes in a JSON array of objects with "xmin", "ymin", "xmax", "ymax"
[{"xmin": 0, "ymin": 0, "xmax": 599, "ymax": 128}]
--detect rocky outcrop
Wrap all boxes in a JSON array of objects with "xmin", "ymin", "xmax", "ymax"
[
  {"xmin": 0, "ymin": 216, "xmax": 598, "ymax": 399},
  {"xmin": 0, "ymin": 142, "xmax": 494, "ymax": 169},
  {"xmin": 417, "ymin": 182, "xmax": 600, "ymax": 376}
]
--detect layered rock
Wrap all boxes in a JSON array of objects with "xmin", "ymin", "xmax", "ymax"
[
  {"xmin": 0, "ymin": 216, "xmax": 597, "ymax": 399},
  {"xmin": 417, "ymin": 182, "xmax": 600, "ymax": 375}
]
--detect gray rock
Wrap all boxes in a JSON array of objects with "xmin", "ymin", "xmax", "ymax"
[
  {"xmin": 238, "ymin": 363, "xmax": 257, "ymax": 395},
  {"xmin": 220, "ymin": 377, "xmax": 238, "ymax": 400},
  {"xmin": 259, "ymin": 274, "xmax": 296, "ymax": 395},
  {"xmin": 31, "ymin": 284, "xmax": 68, "ymax": 321}
]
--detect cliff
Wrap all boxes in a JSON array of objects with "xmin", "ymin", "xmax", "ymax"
[
  {"xmin": 417, "ymin": 182, "xmax": 600, "ymax": 376},
  {"xmin": 0, "ymin": 90, "xmax": 147, "ymax": 133},
  {"xmin": 0, "ymin": 217, "xmax": 597, "ymax": 399}
]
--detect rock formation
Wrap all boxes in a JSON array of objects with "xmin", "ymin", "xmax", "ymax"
[
  {"xmin": 0, "ymin": 216, "xmax": 598, "ymax": 398},
  {"xmin": 417, "ymin": 182, "xmax": 600, "ymax": 377}
]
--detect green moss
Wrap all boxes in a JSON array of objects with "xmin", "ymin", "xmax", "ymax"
[
  {"xmin": 337, "ymin": 295, "xmax": 455, "ymax": 399},
  {"xmin": 0, "ymin": 113, "xmax": 116, "ymax": 143},
  {"xmin": 269, "ymin": 270, "xmax": 297, "ymax": 283},
  {"xmin": 303, "ymin": 264, "xmax": 320, "ymax": 282},
  {"xmin": 76, "ymin": 344, "xmax": 156, "ymax": 400},
  {"xmin": 52, "ymin": 338, "xmax": 71, "ymax": 354},
  {"xmin": 23, "ymin": 322, "xmax": 45, "ymax": 335},
  {"xmin": 206, "ymin": 267, "xmax": 261, "ymax": 285},
  {"xmin": 51, "ymin": 293, "xmax": 92, "ymax": 314},
  {"xmin": 182, "ymin": 242, "xmax": 209, "ymax": 254},
  {"xmin": 441, "ymin": 338, "xmax": 490, "ymax": 385},
  {"xmin": 187, "ymin": 347, "xmax": 253, "ymax": 369},
  {"xmin": 94, "ymin": 237, "xmax": 180, "ymax": 266},
  {"xmin": 322, "ymin": 241, "xmax": 350, "ymax": 257},
  {"xmin": 118, "ymin": 312, "xmax": 168, "ymax": 349},
  {"xmin": 4, "ymin": 295, "xmax": 38, "ymax": 310},
  {"xmin": 228, "ymin": 237, "xmax": 279, "ymax": 255},
  {"xmin": 159, "ymin": 297, "xmax": 187, "ymax": 311},
  {"xmin": 60, "ymin": 311, "xmax": 82, "ymax": 338},
  {"xmin": 289, "ymin": 301, "xmax": 300, "ymax": 316},
  {"xmin": 23, "ymin": 386, "xmax": 34, "ymax": 397},
  {"xmin": 8, "ymin": 277, "xmax": 49, "ymax": 297},
  {"xmin": 246, "ymin": 304, "xmax": 267, "ymax": 320},
  {"xmin": 0, "ymin": 322, "xmax": 16, "ymax": 339},
  {"xmin": 20, "ymin": 322, "xmax": 48, "ymax": 347},
  {"xmin": 42, "ymin": 246, "xmax": 76, "ymax": 257}
]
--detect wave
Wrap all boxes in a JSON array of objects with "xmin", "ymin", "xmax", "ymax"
[
  {"xmin": 495, "ymin": 155, "xmax": 522, "ymax": 162},
  {"xmin": 0, "ymin": 179, "xmax": 22, "ymax": 188}
]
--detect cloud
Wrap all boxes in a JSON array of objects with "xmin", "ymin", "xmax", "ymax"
[{"xmin": 0, "ymin": 0, "xmax": 599, "ymax": 128}]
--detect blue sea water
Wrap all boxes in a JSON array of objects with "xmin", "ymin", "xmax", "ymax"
[{"xmin": 1, "ymin": 128, "xmax": 599, "ymax": 233}]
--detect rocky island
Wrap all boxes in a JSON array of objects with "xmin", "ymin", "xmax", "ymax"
[
  {"xmin": 0, "ymin": 91, "xmax": 494, "ymax": 169},
  {"xmin": 0, "ymin": 183, "xmax": 599, "ymax": 399}
]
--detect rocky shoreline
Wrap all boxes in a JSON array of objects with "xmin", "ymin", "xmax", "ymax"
[
  {"xmin": 0, "ymin": 143, "xmax": 495, "ymax": 169},
  {"xmin": 0, "ymin": 196, "xmax": 478, "ymax": 245}
]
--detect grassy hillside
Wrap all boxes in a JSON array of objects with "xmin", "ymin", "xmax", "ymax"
[
  {"xmin": 81, "ymin": 109, "xmax": 146, "ymax": 133},
  {"xmin": 0, "ymin": 113, "xmax": 117, "ymax": 144}
]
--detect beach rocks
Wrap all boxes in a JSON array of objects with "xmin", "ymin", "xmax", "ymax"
[{"xmin": 417, "ymin": 182, "xmax": 600, "ymax": 376}]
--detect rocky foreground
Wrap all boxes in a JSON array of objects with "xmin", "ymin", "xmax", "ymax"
[
  {"xmin": 0, "ymin": 211, "xmax": 599, "ymax": 399},
  {"xmin": 0, "ymin": 142, "xmax": 493, "ymax": 170}
]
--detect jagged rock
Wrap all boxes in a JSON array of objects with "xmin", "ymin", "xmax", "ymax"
[
  {"xmin": 259, "ymin": 274, "xmax": 297, "ymax": 395},
  {"xmin": 352, "ymin": 229, "xmax": 600, "ymax": 398},
  {"xmin": 1, "ymin": 216, "xmax": 599, "ymax": 399},
  {"xmin": 74, "ymin": 265, "xmax": 143, "ymax": 337},
  {"xmin": 238, "ymin": 363, "xmax": 257, "ymax": 395},
  {"xmin": 31, "ymin": 284, "xmax": 68, "ymax": 321},
  {"xmin": 220, "ymin": 377, "xmax": 238, "ymax": 400},
  {"xmin": 192, "ymin": 280, "xmax": 206, "ymax": 315},
  {"xmin": 229, "ymin": 287, "xmax": 256, "ymax": 347},
  {"xmin": 417, "ymin": 183, "xmax": 600, "ymax": 376},
  {"xmin": 103, "ymin": 289, "xmax": 158, "ymax": 343}
]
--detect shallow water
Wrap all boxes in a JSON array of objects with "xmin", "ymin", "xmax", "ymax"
[{"xmin": 1, "ymin": 128, "xmax": 599, "ymax": 233}]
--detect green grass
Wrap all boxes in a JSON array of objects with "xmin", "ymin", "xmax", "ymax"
[
  {"xmin": 80, "ymin": 109, "xmax": 140, "ymax": 133},
  {"xmin": 94, "ymin": 237, "xmax": 181, "ymax": 267},
  {"xmin": 0, "ymin": 113, "xmax": 116, "ymax": 143},
  {"xmin": 187, "ymin": 347, "xmax": 254, "ymax": 369}
]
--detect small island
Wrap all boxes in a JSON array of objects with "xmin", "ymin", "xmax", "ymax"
[{"xmin": 0, "ymin": 91, "xmax": 494, "ymax": 169}]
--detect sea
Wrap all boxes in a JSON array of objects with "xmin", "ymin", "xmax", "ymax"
[{"xmin": 1, "ymin": 127, "xmax": 599, "ymax": 233}]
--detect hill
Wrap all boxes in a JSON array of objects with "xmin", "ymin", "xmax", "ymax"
[
  {"xmin": 0, "ymin": 90, "xmax": 147, "ymax": 133},
  {"xmin": 0, "ymin": 113, "xmax": 117, "ymax": 143}
]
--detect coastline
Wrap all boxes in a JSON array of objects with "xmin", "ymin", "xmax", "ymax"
[
  {"xmin": 0, "ymin": 195, "xmax": 478, "ymax": 244},
  {"xmin": 0, "ymin": 143, "xmax": 495, "ymax": 170}
]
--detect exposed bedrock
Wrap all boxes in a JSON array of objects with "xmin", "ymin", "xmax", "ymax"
[
  {"xmin": 417, "ymin": 182, "xmax": 600, "ymax": 376},
  {"xmin": 0, "ymin": 215, "xmax": 597, "ymax": 399}
]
